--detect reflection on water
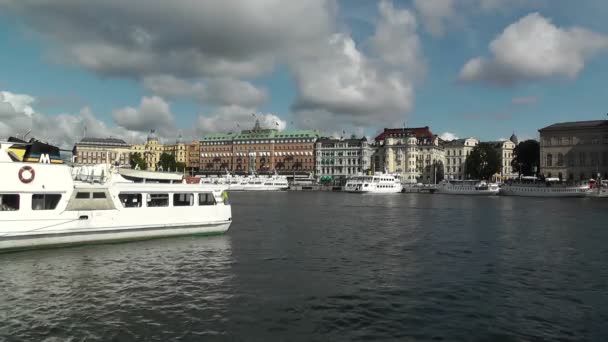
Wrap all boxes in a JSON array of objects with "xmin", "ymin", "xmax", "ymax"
[
  {"xmin": 0, "ymin": 236, "xmax": 233, "ymax": 341},
  {"xmin": 1, "ymin": 193, "xmax": 608, "ymax": 341}
]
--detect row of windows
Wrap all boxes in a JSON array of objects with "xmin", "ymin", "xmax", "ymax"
[
  {"xmin": 1, "ymin": 193, "xmax": 62, "ymax": 211},
  {"xmin": 204, "ymin": 139, "xmax": 315, "ymax": 145},
  {"xmin": 119, "ymin": 193, "xmax": 218, "ymax": 208},
  {"xmin": 546, "ymin": 152, "xmax": 608, "ymax": 167},
  {"xmin": 543, "ymin": 136, "xmax": 608, "ymax": 146}
]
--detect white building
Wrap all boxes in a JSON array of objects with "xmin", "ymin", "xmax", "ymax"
[
  {"xmin": 443, "ymin": 138, "xmax": 479, "ymax": 180},
  {"xmin": 487, "ymin": 135, "xmax": 517, "ymax": 180},
  {"xmin": 315, "ymin": 137, "xmax": 373, "ymax": 183},
  {"xmin": 373, "ymin": 127, "xmax": 446, "ymax": 184}
]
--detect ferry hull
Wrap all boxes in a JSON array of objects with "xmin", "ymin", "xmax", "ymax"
[
  {"xmin": 0, "ymin": 221, "xmax": 231, "ymax": 252},
  {"xmin": 435, "ymin": 189, "xmax": 499, "ymax": 195},
  {"xmin": 499, "ymin": 187, "xmax": 588, "ymax": 198}
]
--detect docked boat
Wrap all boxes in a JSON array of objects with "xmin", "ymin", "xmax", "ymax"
[
  {"xmin": 199, "ymin": 171, "xmax": 288, "ymax": 191},
  {"xmin": 343, "ymin": 173, "xmax": 403, "ymax": 193},
  {"xmin": 499, "ymin": 177, "xmax": 589, "ymax": 198},
  {"xmin": 0, "ymin": 139, "xmax": 232, "ymax": 252},
  {"xmin": 587, "ymin": 180, "xmax": 608, "ymax": 198},
  {"xmin": 435, "ymin": 180, "xmax": 500, "ymax": 195}
]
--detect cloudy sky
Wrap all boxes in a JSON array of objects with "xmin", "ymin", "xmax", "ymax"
[{"xmin": 1, "ymin": 0, "xmax": 607, "ymax": 147}]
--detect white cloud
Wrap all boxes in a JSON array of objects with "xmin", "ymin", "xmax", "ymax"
[
  {"xmin": 197, "ymin": 106, "xmax": 286, "ymax": 135},
  {"xmin": 112, "ymin": 96, "xmax": 176, "ymax": 136},
  {"xmin": 440, "ymin": 132, "xmax": 459, "ymax": 141},
  {"xmin": 0, "ymin": 90, "xmax": 149, "ymax": 148},
  {"xmin": 0, "ymin": 0, "xmax": 334, "ymax": 79},
  {"xmin": 459, "ymin": 13, "xmax": 608, "ymax": 86},
  {"xmin": 142, "ymin": 75, "xmax": 267, "ymax": 107},
  {"xmin": 0, "ymin": 91, "xmax": 35, "ymax": 116},
  {"xmin": 413, "ymin": 0, "xmax": 455, "ymax": 37},
  {"xmin": 289, "ymin": 0, "xmax": 421, "ymax": 131}
]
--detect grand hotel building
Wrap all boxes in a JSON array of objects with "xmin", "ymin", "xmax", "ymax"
[{"xmin": 199, "ymin": 120, "xmax": 319, "ymax": 174}]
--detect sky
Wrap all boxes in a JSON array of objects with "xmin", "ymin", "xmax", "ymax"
[{"xmin": 1, "ymin": 0, "xmax": 608, "ymax": 147}]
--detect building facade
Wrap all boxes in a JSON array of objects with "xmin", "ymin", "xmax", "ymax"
[
  {"xmin": 373, "ymin": 127, "xmax": 446, "ymax": 184},
  {"xmin": 443, "ymin": 138, "xmax": 479, "ymax": 180},
  {"xmin": 539, "ymin": 120, "xmax": 608, "ymax": 180},
  {"xmin": 130, "ymin": 131, "xmax": 164, "ymax": 170},
  {"xmin": 199, "ymin": 120, "xmax": 319, "ymax": 175},
  {"xmin": 487, "ymin": 139, "xmax": 517, "ymax": 181},
  {"xmin": 315, "ymin": 137, "xmax": 373, "ymax": 183},
  {"xmin": 73, "ymin": 137, "xmax": 131, "ymax": 166},
  {"xmin": 186, "ymin": 141, "xmax": 201, "ymax": 173}
]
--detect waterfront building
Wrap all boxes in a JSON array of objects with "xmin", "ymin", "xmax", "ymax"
[
  {"xmin": 186, "ymin": 141, "xmax": 201, "ymax": 173},
  {"xmin": 200, "ymin": 120, "xmax": 319, "ymax": 175},
  {"xmin": 130, "ymin": 130, "xmax": 164, "ymax": 170},
  {"xmin": 485, "ymin": 137, "xmax": 517, "ymax": 181},
  {"xmin": 490, "ymin": 139, "xmax": 518, "ymax": 181},
  {"xmin": 129, "ymin": 131, "xmax": 187, "ymax": 171},
  {"xmin": 200, "ymin": 132, "xmax": 235, "ymax": 173},
  {"xmin": 162, "ymin": 139, "xmax": 187, "ymax": 165},
  {"xmin": 315, "ymin": 137, "xmax": 373, "ymax": 183},
  {"xmin": 373, "ymin": 127, "xmax": 445, "ymax": 184},
  {"xmin": 73, "ymin": 137, "xmax": 131, "ymax": 166},
  {"xmin": 539, "ymin": 120, "xmax": 608, "ymax": 180},
  {"xmin": 443, "ymin": 138, "xmax": 479, "ymax": 180}
]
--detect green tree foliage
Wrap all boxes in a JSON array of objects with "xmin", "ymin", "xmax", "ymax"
[
  {"xmin": 511, "ymin": 140, "xmax": 540, "ymax": 176},
  {"xmin": 176, "ymin": 162, "xmax": 187, "ymax": 172},
  {"xmin": 129, "ymin": 152, "xmax": 147, "ymax": 170},
  {"xmin": 464, "ymin": 143, "xmax": 501, "ymax": 180},
  {"xmin": 158, "ymin": 152, "xmax": 177, "ymax": 171}
]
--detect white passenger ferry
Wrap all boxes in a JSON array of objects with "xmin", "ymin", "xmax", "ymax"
[
  {"xmin": 0, "ymin": 139, "xmax": 231, "ymax": 252},
  {"xmin": 343, "ymin": 173, "xmax": 403, "ymax": 193},
  {"xmin": 435, "ymin": 180, "xmax": 500, "ymax": 195},
  {"xmin": 199, "ymin": 171, "xmax": 289, "ymax": 191},
  {"xmin": 499, "ymin": 177, "xmax": 589, "ymax": 198}
]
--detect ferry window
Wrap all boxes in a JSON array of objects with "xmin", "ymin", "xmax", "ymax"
[
  {"xmin": 32, "ymin": 194, "xmax": 61, "ymax": 210},
  {"xmin": 92, "ymin": 192, "xmax": 107, "ymax": 199},
  {"xmin": 199, "ymin": 193, "xmax": 216, "ymax": 206},
  {"xmin": 147, "ymin": 193, "xmax": 169, "ymax": 207},
  {"xmin": 0, "ymin": 194, "xmax": 19, "ymax": 211},
  {"xmin": 76, "ymin": 192, "xmax": 91, "ymax": 199},
  {"xmin": 119, "ymin": 193, "xmax": 142, "ymax": 208},
  {"xmin": 174, "ymin": 193, "xmax": 194, "ymax": 206}
]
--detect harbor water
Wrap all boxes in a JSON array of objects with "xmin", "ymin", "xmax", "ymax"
[{"xmin": 1, "ymin": 192, "xmax": 607, "ymax": 341}]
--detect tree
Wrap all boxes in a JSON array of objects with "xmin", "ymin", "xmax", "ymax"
[
  {"xmin": 511, "ymin": 140, "xmax": 540, "ymax": 176},
  {"xmin": 464, "ymin": 143, "xmax": 501, "ymax": 180},
  {"xmin": 129, "ymin": 152, "xmax": 147, "ymax": 170},
  {"xmin": 176, "ymin": 162, "xmax": 187, "ymax": 172},
  {"xmin": 158, "ymin": 152, "xmax": 177, "ymax": 171}
]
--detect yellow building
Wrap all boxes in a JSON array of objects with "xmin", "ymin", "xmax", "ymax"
[{"xmin": 129, "ymin": 130, "xmax": 187, "ymax": 171}]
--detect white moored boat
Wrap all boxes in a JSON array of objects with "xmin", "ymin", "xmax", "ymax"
[
  {"xmin": 0, "ymin": 139, "xmax": 232, "ymax": 252},
  {"xmin": 343, "ymin": 173, "xmax": 403, "ymax": 193},
  {"xmin": 435, "ymin": 180, "xmax": 500, "ymax": 195},
  {"xmin": 499, "ymin": 177, "xmax": 589, "ymax": 198},
  {"xmin": 199, "ymin": 171, "xmax": 288, "ymax": 191},
  {"xmin": 586, "ymin": 180, "xmax": 608, "ymax": 198}
]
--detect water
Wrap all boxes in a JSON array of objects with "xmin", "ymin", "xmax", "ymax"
[{"xmin": 1, "ymin": 192, "xmax": 607, "ymax": 341}]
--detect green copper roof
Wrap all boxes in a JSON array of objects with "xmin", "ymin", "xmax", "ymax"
[
  {"xmin": 201, "ymin": 132, "xmax": 235, "ymax": 141},
  {"xmin": 202, "ymin": 129, "xmax": 320, "ymax": 142}
]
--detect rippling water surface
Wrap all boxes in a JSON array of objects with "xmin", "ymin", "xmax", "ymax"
[{"xmin": 1, "ymin": 193, "xmax": 608, "ymax": 341}]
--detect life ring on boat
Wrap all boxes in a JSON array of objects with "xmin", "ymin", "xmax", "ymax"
[{"xmin": 18, "ymin": 166, "xmax": 35, "ymax": 184}]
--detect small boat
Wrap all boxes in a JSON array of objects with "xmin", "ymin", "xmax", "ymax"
[
  {"xmin": 435, "ymin": 180, "xmax": 500, "ymax": 195},
  {"xmin": 587, "ymin": 180, "xmax": 608, "ymax": 198},
  {"xmin": 499, "ymin": 177, "xmax": 589, "ymax": 198},
  {"xmin": 343, "ymin": 173, "xmax": 403, "ymax": 193},
  {"xmin": 0, "ymin": 139, "xmax": 232, "ymax": 252}
]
